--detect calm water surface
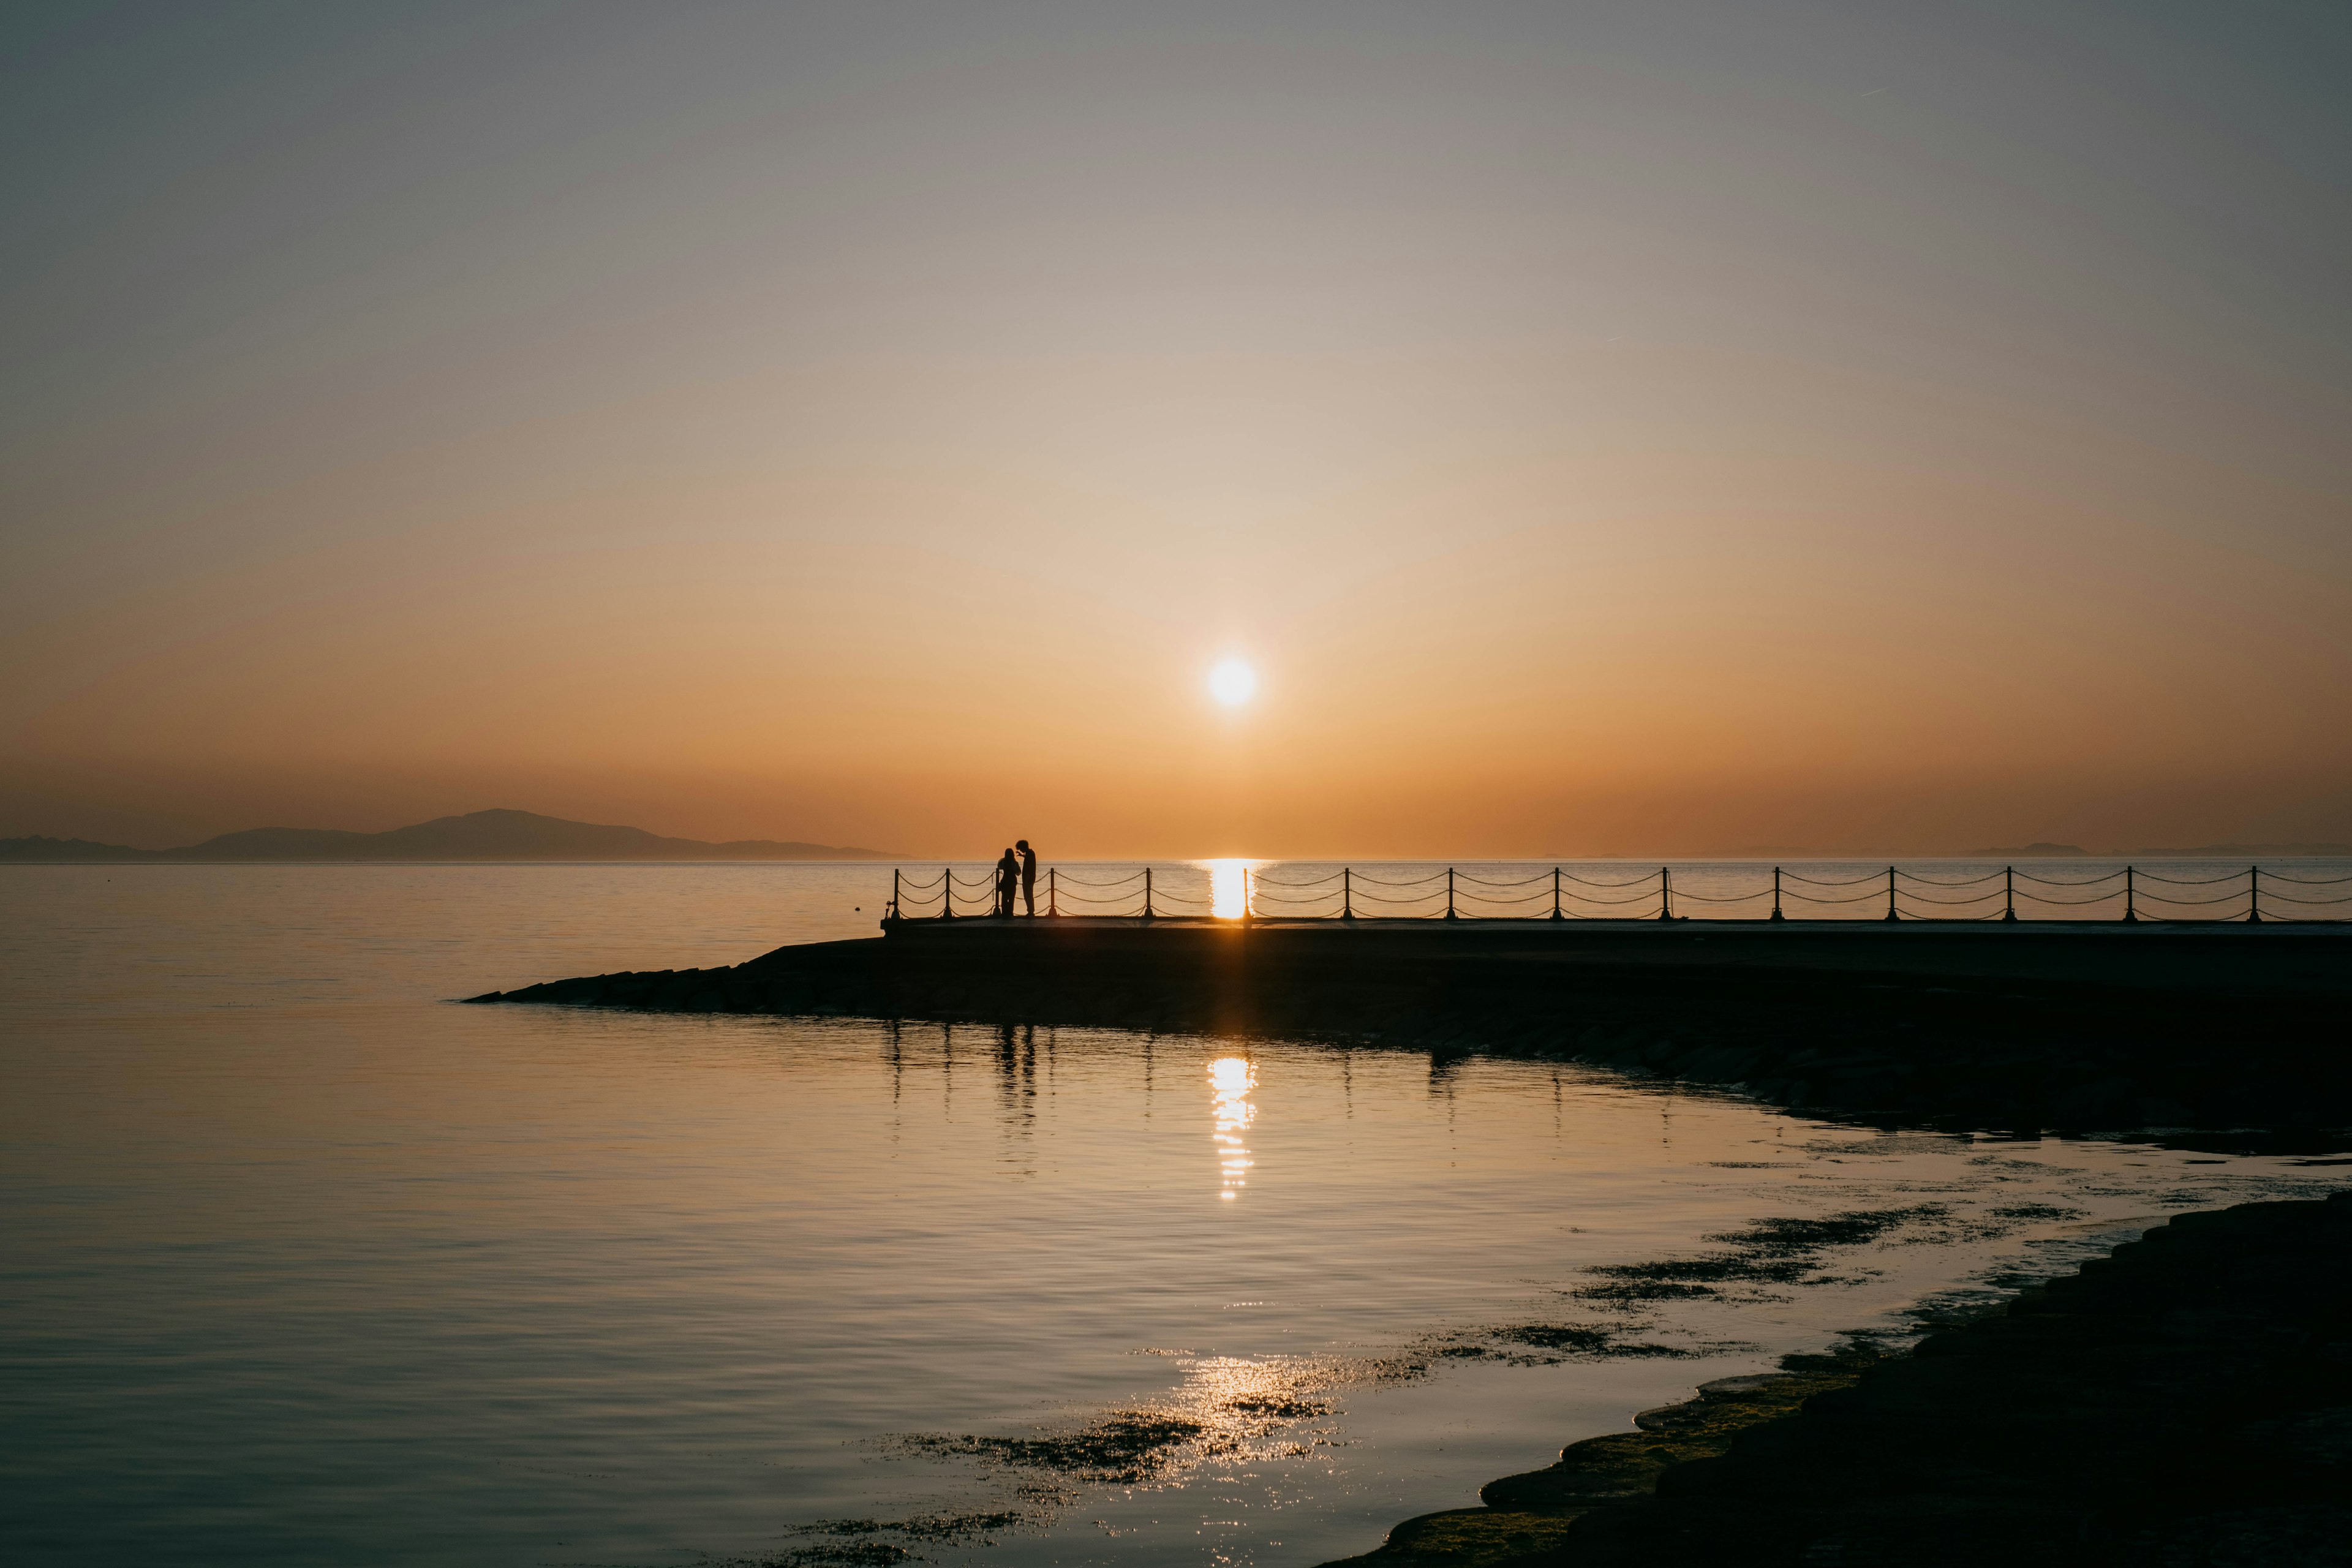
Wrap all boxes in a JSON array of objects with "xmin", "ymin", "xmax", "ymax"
[{"xmin": 4, "ymin": 865, "xmax": 2343, "ymax": 1568}]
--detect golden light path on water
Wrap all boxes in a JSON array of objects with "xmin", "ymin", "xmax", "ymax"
[
  {"xmin": 1203, "ymin": 858, "xmax": 1261, "ymax": 919},
  {"xmin": 1208, "ymin": 1056, "xmax": 1256, "ymax": 1199}
]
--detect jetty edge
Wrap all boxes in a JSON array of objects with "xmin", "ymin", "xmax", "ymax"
[
  {"xmin": 1318, "ymin": 1191, "xmax": 2352, "ymax": 1568},
  {"xmin": 467, "ymin": 918, "xmax": 2352, "ymax": 1134}
]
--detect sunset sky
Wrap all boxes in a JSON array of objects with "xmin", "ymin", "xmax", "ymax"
[{"xmin": 4, "ymin": 2, "xmax": 2348, "ymax": 856}]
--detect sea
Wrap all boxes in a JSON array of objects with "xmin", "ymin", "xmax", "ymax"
[{"xmin": 4, "ymin": 861, "xmax": 2347, "ymax": 1567}]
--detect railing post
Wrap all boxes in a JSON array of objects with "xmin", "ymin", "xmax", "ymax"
[
  {"xmin": 1551, "ymin": 866, "xmax": 1564, "ymax": 922},
  {"xmin": 1883, "ymin": 865, "xmax": 1899, "ymax": 922},
  {"xmin": 890, "ymin": 867, "xmax": 900, "ymax": 924},
  {"xmin": 1770, "ymin": 865, "xmax": 1784, "ymax": 922},
  {"xmin": 2248, "ymin": 864, "xmax": 2261, "ymax": 924},
  {"xmin": 2123, "ymin": 865, "xmax": 2137, "ymax": 924},
  {"xmin": 1658, "ymin": 865, "xmax": 1673, "ymax": 922},
  {"xmin": 1343, "ymin": 867, "xmax": 1354, "ymax": 921},
  {"xmin": 1049, "ymin": 867, "xmax": 1058, "ymax": 918},
  {"xmin": 2003, "ymin": 865, "xmax": 2016, "ymax": 923},
  {"xmin": 1444, "ymin": 867, "xmax": 1457, "ymax": 921},
  {"xmin": 941, "ymin": 865, "xmax": 956, "ymax": 921},
  {"xmin": 1142, "ymin": 866, "xmax": 1154, "ymax": 922}
]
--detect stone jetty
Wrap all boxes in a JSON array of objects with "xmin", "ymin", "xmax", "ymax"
[{"xmin": 470, "ymin": 918, "xmax": 2352, "ymax": 1133}]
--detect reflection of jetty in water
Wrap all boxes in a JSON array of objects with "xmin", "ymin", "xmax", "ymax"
[
  {"xmin": 884, "ymin": 1023, "xmax": 1060, "ymax": 1136},
  {"xmin": 883, "ymin": 1027, "xmax": 1257, "ymax": 1195},
  {"xmin": 997, "ymin": 1023, "xmax": 1038, "ymax": 1130},
  {"xmin": 1209, "ymin": 1056, "xmax": 1256, "ymax": 1199}
]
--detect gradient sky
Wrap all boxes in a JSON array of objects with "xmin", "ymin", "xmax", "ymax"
[{"xmin": 4, "ymin": 1, "xmax": 2348, "ymax": 854}]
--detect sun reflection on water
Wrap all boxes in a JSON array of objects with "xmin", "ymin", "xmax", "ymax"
[
  {"xmin": 1204, "ymin": 859, "xmax": 1259, "ymax": 919},
  {"xmin": 1208, "ymin": 1057, "xmax": 1257, "ymax": 1199}
]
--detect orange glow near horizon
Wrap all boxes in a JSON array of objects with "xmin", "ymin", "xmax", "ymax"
[{"xmin": 4, "ymin": 10, "xmax": 2349, "ymax": 859}]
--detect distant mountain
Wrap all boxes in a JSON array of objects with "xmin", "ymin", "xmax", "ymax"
[
  {"xmin": 0, "ymin": 835, "xmax": 160, "ymax": 862},
  {"xmin": 1964, "ymin": 842, "xmax": 2088, "ymax": 858},
  {"xmin": 0, "ymin": 809, "xmax": 901, "ymax": 862}
]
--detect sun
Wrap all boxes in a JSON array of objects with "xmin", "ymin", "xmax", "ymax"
[{"xmin": 1208, "ymin": 658, "xmax": 1257, "ymax": 706}]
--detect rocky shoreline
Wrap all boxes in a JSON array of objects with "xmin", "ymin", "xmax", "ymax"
[{"xmin": 1321, "ymin": 1191, "xmax": 2352, "ymax": 1567}]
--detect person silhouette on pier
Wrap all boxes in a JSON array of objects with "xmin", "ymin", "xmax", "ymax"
[
  {"xmin": 1017, "ymin": 840, "xmax": 1037, "ymax": 917},
  {"xmin": 995, "ymin": 847, "xmax": 1020, "ymax": 918}
]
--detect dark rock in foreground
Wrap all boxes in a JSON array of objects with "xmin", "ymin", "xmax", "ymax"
[{"xmin": 1325, "ymin": 1191, "xmax": 2352, "ymax": 1568}]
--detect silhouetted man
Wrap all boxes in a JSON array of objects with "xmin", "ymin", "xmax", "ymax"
[
  {"xmin": 1017, "ymin": 840, "xmax": 1037, "ymax": 916},
  {"xmin": 995, "ymin": 847, "xmax": 1020, "ymax": 917}
]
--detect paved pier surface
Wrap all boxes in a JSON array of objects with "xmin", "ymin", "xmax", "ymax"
[{"xmin": 876, "ymin": 914, "xmax": 2352, "ymax": 997}]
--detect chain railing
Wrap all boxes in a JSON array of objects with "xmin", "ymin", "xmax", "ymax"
[{"xmin": 883, "ymin": 862, "xmax": 2352, "ymax": 924}]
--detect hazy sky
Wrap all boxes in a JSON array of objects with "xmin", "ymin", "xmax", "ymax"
[{"xmin": 4, "ymin": 1, "xmax": 2348, "ymax": 854}]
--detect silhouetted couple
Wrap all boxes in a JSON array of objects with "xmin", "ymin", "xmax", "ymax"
[{"xmin": 995, "ymin": 840, "xmax": 1036, "ymax": 917}]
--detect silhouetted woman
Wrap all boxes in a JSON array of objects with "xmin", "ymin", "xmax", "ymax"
[{"xmin": 995, "ymin": 847, "xmax": 1020, "ymax": 917}]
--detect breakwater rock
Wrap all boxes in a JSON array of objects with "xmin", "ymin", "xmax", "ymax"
[
  {"xmin": 1326, "ymin": 1191, "xmax": 2352, "ymax": 1567},
  {"xmin": 469, "ymin": 921, "xmax": 2352, "ymax": 1136}
]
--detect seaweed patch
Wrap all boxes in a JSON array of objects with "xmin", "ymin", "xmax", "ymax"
[
  {"xmin": 1430, "ymin": 1321, "xmax": 1716, "ymax": 1364},
  {"xmin": 737, "ymin": 1507, "xmax": 1048, "ymax": 1567},
  {"xmin": 748, "ymin": 1542, "xmax": 916, "ymax": 1568},
  {"xmin": 1223, "ymin": 1391, "xmax": 1331, "ymax": 1420},
  {"xmin": 1569, "ymin": 1206, "xmax": 1945, "ymax": 1303},
  {"xmin": 900, "ymin": 1411, "xmax": 1219, "ymax": 1485},
  {"xmin": 890, "ymin": 1352, "xmax": 1348, "ymax": 1496}
]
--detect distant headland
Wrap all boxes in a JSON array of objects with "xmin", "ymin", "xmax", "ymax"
[{"xmin": 0, "ymin": 808, "xmax": 901, "ymax": 863}]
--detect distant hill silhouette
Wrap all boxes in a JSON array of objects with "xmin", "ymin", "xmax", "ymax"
[
  {"xmin": 0, "ymin": 809, "xmax": 900, "ymax": 862},
  {"xmin": 0, "ymin": 835, "xmax": 154, "ymax": 862}
]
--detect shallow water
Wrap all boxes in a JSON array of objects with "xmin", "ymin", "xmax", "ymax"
[{"xmin": 3, "ymin": 865, "xmax": 2344, "ymax": 1568}]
